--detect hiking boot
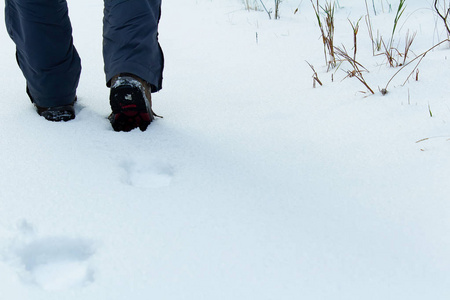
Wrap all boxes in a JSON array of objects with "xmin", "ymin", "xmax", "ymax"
[
  {"xmin": 108, "ymin": 74, "xmax": 156, "ymax": 132},
  {"xmin": 36, "ymin": 104, "xmax": 75, "ymax": 122},
  {"xmin": 27, "ymin": 87, "xmax": 76, "ymax": 122}
]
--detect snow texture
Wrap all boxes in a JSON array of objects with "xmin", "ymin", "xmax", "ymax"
[{"xmin": 1, "ymin": 0, "xmax": 450, "ymax": 299}]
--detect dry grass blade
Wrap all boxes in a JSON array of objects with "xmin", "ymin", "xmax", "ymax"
[
  {"xmin": 382, "ymin": 38, "xmax": 397, "ymax": 67},
  {"xmin": 364, "ymin": 0, "xmax": 376, "ymax": 55},
  {"xmin": 384, "ymin": 39, "xmax": 450, "ymax": 92},
  {"xmin": 335, "ymin": 46, "xmax": 374, "ymax": 94},
  {"xmin": 274, "ymin": 0, "xmax": 282, "ymax": 19},
  {"xmin": 349, "ymin": 17, "xmax": 362, "ymax": 61},
  {"xmin": 322, "ymin": 1, "xmax": 336, "ymax": 69},
  {"xmin": 310, "ymin": 0, "xmax": 336, "ymax": 71},
  {"xmin": 434, "ymin": 0, "xmax": 450, "ymax": 36},
  {"xmin": 306, "ymin": 61, "xmax": 323, "ymax": 87},
  {"xmin": 403, "ymin": 30, "xmax": 417, "ymax": 65},
  {"xmin": 259, "ymin": 0, "xmax": 272, "ymax": 19},
  {"xmin": 311, "ymin": 0, "xmax": 327, "ymax": 65}
]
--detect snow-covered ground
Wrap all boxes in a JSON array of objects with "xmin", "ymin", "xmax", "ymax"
[{"xmin": 1, "ymin": 0, "xmax": 450, "ymax": 298}]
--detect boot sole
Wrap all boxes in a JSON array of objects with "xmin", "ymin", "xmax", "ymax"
[
  {"xmin": 36, "ymin": 104, "xmax": 75, "ymax": 122},
  {"xmin": 109, "ymin": 84, "xmax": 154, "ymax": 132}
]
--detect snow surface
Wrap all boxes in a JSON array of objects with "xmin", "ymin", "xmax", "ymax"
[{"xmin": 1, "ymin": 0, "xmax": 450, "ymax": 299}]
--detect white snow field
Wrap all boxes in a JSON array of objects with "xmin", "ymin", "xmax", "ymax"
[{"xmin": 1, "ymin": 0, "xmax": 450, "ymax": 299}]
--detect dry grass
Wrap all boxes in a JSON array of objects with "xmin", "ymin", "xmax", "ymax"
[
  {"xmin": 383, "ymin": 39, "xmax": 450, "ymax": 93},
  {"xmin": 349, "ymin": 17, "xmax": 362, "ymax": 61},
  {"xmin": 334, "ymin": 45, "xmax": 374, "ymax": 94},
  {"xmin": 306, "ymin": 61, "xmax": 323, "ymax": 88},
  {"xmin": 434, "ymin": 0, "xmax": 450, "ymax": 36},
  {"xmin": 311, "ymin": 0, "xmax": 336, "ymax": 71}
]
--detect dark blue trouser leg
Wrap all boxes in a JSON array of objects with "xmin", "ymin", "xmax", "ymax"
[
  {"xmin": 4, "ymin": 0, "xmax": 81, "ymax": 107},
  {"xmin": 103, "ymin": 0, "xmax": 164, "ymax": 92}
]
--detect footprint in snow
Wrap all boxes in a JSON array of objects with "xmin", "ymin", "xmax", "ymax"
[
  {"xmin": 14, "ymin": 236, "xmax": 95, "ymax": 291},
  {"xmin": 121, "ymin": 159, "xmax": 174, "ymax": 188}
]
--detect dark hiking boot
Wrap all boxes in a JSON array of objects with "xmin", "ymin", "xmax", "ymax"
[
  {"xmin": 36, "ymin": 104, "xmax": 75, "ymax": 122},
  {"xmin": 27, "ymin": 87, "xmax": 76, "ymax": 122},
  {"xmin": 108, "ymin": 74, "xmax": 156, "ymax": 132}
]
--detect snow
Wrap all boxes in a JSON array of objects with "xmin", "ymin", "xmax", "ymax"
[{"xmin": 1, "ymin": 0, "xmax": 450, "ymax": 299}]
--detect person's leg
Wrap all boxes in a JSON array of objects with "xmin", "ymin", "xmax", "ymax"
[
  {"xmin": 103, "ymin": 0, "xmax": 164, "ymax": 131},
  {"xmin": 103, "ymin": 0, "xmax": 163, "ymax": 92},
  {"xmin": 5, "ymin": 0, "xmax": 81, "ymax": 118}
]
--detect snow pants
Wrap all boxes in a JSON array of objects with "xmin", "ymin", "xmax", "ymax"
[{"xmin": 4, "ymin": 0, "xmax": 164, "ymax": 108}]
